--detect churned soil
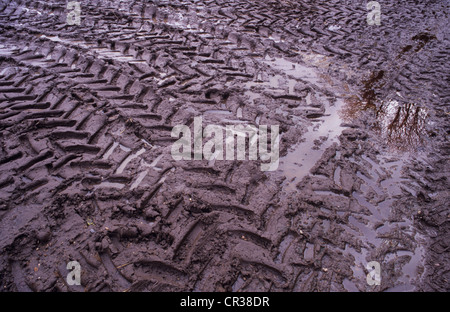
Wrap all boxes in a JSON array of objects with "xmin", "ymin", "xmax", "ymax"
[{"xmin": 0, "ymin": 0, "xmax": 448, "ymax": 292}]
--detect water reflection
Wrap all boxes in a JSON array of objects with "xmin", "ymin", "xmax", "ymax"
[
  {"xmin": 340, "ymin": 71, "xmax": 428, "ymax": 151},
  {"xmin": 379, "ymin": 100, "xmax": 427, "ymax": 150}
]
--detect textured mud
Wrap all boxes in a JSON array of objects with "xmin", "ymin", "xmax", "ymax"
[{"xmin": 0, "ymin": 0, "xmax": 448, "ymax": 292}]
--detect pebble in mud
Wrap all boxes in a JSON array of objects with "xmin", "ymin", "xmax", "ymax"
[{"xmin": 35, "ymin": 229, "xmax": 51, "ymax": 243}]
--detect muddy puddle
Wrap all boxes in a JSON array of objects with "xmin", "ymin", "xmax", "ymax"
[
  {"xmin": 340, "ymin": 73, "xmax": 429, "ymax": 153},
  {"xmin": 216, "ymin": 49, "xmax": 427, "ymax": 291},
  {"xmin": 344, "ymin": 156, "xmax": 427, "ymax": 291},
  {"xmin": 280, "ymin": 95, "xmax": 345, "ymax": 190},
  {"xmin": 253, "ymin": 56, "xmax": 348, "ymax": 190},
  {"xmin": 258, "ymin": 55, "xmax": 429, "ymax": 291}
]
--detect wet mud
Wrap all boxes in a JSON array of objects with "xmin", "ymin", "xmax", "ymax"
[{"xmin": 0, "ymin": 0, "xmax": 448, "ymax": 292}]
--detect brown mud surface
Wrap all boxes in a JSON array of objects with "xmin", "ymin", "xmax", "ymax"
[{"xmin": 0, "ymin": 0, "xmax": 448, "ymax": 292}]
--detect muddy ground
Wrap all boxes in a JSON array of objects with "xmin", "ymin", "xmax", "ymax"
[{"xmin": 0, "ymin": 0, "xmax": 448, "ymax": 292}]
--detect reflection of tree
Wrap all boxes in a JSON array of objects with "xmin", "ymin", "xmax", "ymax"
[
  {"xmin": 340, "ymin": 70, "xmax": 427, "ymax": 152},
  {"xmin": 340, "ymin": 96, "xmax": 385, "ymax": 120},
  {"xmin": 339, "ymin": 71, "xmax": 386, "ymax": 121},
  {"xmin": 383, "ymin": 102, "xmax": 427, "ymax": 150}
]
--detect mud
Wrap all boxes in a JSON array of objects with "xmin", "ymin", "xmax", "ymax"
[{"xmin": 0, "ymin": 0, "xmax": 448, "ymax": 292}]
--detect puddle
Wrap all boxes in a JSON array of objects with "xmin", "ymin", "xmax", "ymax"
[
  {"xmin": 383, "ymin": 237, "xmax": 426, "ymax": 292},
  {"xmin": 234, "ymin": 55, "xmax": 348, "ymax": 190},
  {"xmin": 398, "ymin": 239, "xmax": 426, "ymax": 288},
  {"xmin": 264, "ymin": 57, "xmax": 322, "ymax": 86},
  {"xmin": 348, "ymin": 215, "xmax": 380, "ymax": 243},
  {"xmin": 344, "ymin": 243, "xmax": 370, "ymax": 289},
  {"xmin": 0, "ymin": 45, "xmax": 19, "ymax": 56},
  {"xmin": 347, "ymin": 163, "xmax": 426, "ymax": 291},
  {"xmin": 379, "ymin": 101, "xmax": 428, "ymax": 151},
  {"xmin": 95, "ymin": 181, "xmax": 125, "ymax": 190},
  {"xmin": 342, "ymin": 98, "xmax": 428, "ymax": 152},
  {"xmin": 340, "ymin": 71, "xmax": 428, "ymax": 152},
  {"xmin": 241, "ymin": 56, "xmax": 326, "ymax": 106},
  {"xmin": 203, "ymin": 109, "xmax": 233, "ymax": 116},
  {"xmin": 281, "ymin": 97, "xmax": 345, "ymax": 190}
]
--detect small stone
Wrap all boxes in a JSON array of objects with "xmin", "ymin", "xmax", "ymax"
[
  {"xmin": 36, "ymin": 229, "xmax": 51, "ymax": 243},
  {"xmin": 101, "ymin": 237, "xmax": 110, "ymax": 251}
]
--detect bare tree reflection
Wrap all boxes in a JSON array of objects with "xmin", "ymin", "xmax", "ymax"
[
  {"xmin": 340, "ymin": 71, "xmax": 427, "ymax": 151},
  {"xmin": 382, "ymin": 101, "xmax": 427, "ymax": 150}
]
